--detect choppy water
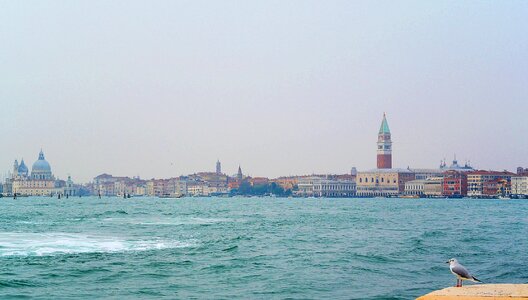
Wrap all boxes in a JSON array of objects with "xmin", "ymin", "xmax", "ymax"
[{"xmin": 0, "ymin": 197, "xmax": 526, "ymax": 299}]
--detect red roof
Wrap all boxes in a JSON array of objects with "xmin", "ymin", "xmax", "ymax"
[{"xmin": 468, "ymin": 170, "xmax": 516, "ymax": 176}]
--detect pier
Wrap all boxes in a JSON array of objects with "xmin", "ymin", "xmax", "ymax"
[{"xmin": 417, "ymin": 284, "xmax": 528, "ymax": 300}]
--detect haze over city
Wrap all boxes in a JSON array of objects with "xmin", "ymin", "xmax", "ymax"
[{"xmin": 1, "ymin": 1, "xmax": 527, "ymax": 182}]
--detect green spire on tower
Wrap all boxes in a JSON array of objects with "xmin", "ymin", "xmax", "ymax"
[{"xmin": 379, "ymin": 113, "xmax": 390, "ymax": 134}]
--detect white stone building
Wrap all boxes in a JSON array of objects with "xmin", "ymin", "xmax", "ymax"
[
  {"xmin": 297, "ymin": 176, "xmax": 355, "ymax": 197},
  {"xmin": 404, "ymin": 179, "xmax": 426, "ymax": 196},
  {"xmin": 511, "ymin": 176, "xmax": 528, "ymax": 198}
]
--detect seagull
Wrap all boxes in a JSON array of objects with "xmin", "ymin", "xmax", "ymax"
[{"xmin": 446, "ymin": 258, "xmax": 482, "ymax": 287}]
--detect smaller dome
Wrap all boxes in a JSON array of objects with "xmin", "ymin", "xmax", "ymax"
[{"xmin": 18, "ymin": 159, "xmax": 28, "ymax": 174}]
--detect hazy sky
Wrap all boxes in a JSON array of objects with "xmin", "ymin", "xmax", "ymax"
[{"xmin": 1, "ymin": 1, "xmax": 527, "ymax": 183}]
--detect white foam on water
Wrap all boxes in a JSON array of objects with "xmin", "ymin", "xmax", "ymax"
[{"xmin": 0, "ymin": 232, "xmax": 194, "ymax": 257}]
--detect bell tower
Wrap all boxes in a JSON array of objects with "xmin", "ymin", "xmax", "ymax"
[
  {"xmin": 13, "ymin": 159, "xmax": 19, "ymax": 178},
  {"xmin": 377, "ymin": 113, "xmax": 392, "ymax": 169},
  {"xmin": 216, "ymin": 160, "xmax": 221, "ymax": 174}
]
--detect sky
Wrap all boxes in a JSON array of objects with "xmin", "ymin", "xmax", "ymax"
[{"xmin": 1, "ymin": 1, "xmax": 527, "ymax": 183}]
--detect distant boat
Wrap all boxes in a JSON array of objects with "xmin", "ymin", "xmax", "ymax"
[{"xmin": 399, "ymin": 195, "xmax": 420, "ymax": 199}]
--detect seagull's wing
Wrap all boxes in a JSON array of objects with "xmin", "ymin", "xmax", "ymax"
[{"xmin": 452, "ymin": 264, "xmax": 472, "ymax": 279}]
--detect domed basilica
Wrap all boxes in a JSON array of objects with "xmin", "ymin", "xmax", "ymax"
[{"xmin": 3, "ymin": 150, "xmax": 75, "ymax": 197}]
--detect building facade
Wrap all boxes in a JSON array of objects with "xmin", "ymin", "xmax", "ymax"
[
  {"xmin": 7, "ymin": 150, "xmax": 72, "ymax": 197},
  {"xmin": 442, "ymin": 171, "xmax": 468, "ymax": 198},
  {"xmin": 511, "ymin": 176, "xmax": 528, "ymax": 198},
  {"xmin": 297, "ymin": 176, "xmax": 355, "ymax": 197},
  {"xmin": 424, "ymin": 177, "xmax": 443, "ymax": 197},
  {"xmin": 467, "ymin": 170, "xmax": 515, "ymax": 198},
  {"xmin": 356, "ymin": 169, "xmax": 415, "ymax": 197},
  {"xmin": 93, "ymin": 174, "xmax": 146, "ymax": 196},
  {"xmin": 404, "ymin": 179, "xmax": 426, "ymax": 196}
]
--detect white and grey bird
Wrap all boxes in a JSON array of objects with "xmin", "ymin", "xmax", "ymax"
[{"xmin": 446, "ymin": 258, "xmax": 482, "ymax": 287}]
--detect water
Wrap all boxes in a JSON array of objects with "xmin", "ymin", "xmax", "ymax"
[{"xmin": 0, "ymin": 197, "xmax": 526, "ymax": 299}]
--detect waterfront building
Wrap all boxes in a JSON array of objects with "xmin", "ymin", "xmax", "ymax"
[
  {"xmin": 187, "ymin": 181, "xmax": 207, "ymax": 196},
  {"xmin": 206, "ymin": 184, "xmax": 228, "ymax": 196},
  {"xmin": 135, "ymin": 185, "xmax": 146, "ymax": 196},
  {"xmin": 8, "ymin": 150, "xmax": 72, "ymax": 196},
  {"xmin": 442, "ymin": 171, "xmax": 468, "ymax": 197},
  {"xmin": 146, "ymin": 179, "xmax": 168, "ymax": 197},
  {"xmin": 228, "ymin": 181, "xmax": 240, "ymax": 191},
  {"xmin": 187, "ymin": 172, "xmax": 228, "ymax": 196},
  {"xmin": 167, "ymin": 177, "xmax": 187, "ymax": 197},
  {"xmin": 377, "ymin": 113, "xmax": 392, "ymax": 169},
  {"xmin": 63, "ymin": 175, "xmax": 77, "ymax": 196},
  {"xmin": 2, "ymin": 177, "xmax": 13, "ymax": 196},
  {"xmin": 467, "ymin": 170, "xmax": 515, "ymax": 198},
  {"xmin": 404, "ymin": 179, "xmax": 426, "ymax": 196},
  {"xmin": 93, "ymin": 174, "xmax": 118, "ymax": 196},
  {"xmin": 297, "ymin": 176, "xmax": 355, "ymax": 197},
  {"xmin": 356, "ymin": 169, "xmax": 415, "ymax": 197},
  {"xmin": 406, "ymin": 158, "xmax": 473, "ymax": 195},
  {"xmin": 410, "ymin": 168, "xmax": 444, "ymax": 180},
  {"xmin": 93, "ymin": 174, "xmax": 146, "ymax": 196},
  {"xmin": 511, "ymin": 176, "xmax": 528, "ymax": 198},
  {"xmin": 424, "ymin": 177, "xmax": 443, "ymax": 197}
]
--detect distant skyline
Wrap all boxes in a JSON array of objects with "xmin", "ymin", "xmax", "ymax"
[{"xmin": 1, "ymin": 1, "xmax": 527, "ymax": 183}]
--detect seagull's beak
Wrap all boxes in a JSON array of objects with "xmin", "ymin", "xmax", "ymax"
[{"xmin": 445, "ymin": 261, "xmax": 450, "ymax": 264}]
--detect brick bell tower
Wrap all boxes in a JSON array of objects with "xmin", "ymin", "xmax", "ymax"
[{"xmin": 377, "ymin": 113, "xmax": 392, "ymax": 169}]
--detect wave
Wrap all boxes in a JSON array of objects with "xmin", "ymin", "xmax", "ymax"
[
  {"xmin": 94, "ymin": 210, "xmax": 129, "ymax": 218},
  {"xmin": 104, "ymin": 217, "xmax": 233, "ymax": 226},
  {"xmin": 0, "ymin": 232, "xmax": 194, "ymax": 257}
]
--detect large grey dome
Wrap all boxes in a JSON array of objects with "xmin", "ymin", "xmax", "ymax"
[{"xmin": 31, "ymin": 150, "xmax": 53, "ymax": 180}]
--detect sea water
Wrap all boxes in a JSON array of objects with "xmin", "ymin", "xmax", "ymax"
[{"xmin": 0, "ymin": 197, "xmax": 526, "ymax": 299}]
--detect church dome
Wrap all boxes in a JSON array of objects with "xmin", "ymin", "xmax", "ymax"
[
  {"xmin": 31, "ymin": 150, "xmax": 52, "ymax": 175},
  {"xmin": 18, "ymin": 159, "xmax": 29, "ymax": 174},
  {"xmin": 32, "ymin": 159, "xmax": 51, "ymax": 172}
]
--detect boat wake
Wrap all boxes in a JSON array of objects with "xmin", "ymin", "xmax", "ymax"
[{"xmin": 0, "ymin": 232, "xmax": 195, "ymax": 257}]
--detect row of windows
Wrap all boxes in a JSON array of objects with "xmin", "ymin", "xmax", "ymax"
[
  {"xmin": 406, "ymin": 185, "xmax": 424, "ymax": 190},
  {"xmin": 313, "ymin": 185, "xmax": 355, "ymax": 191},
  {"xmin": 356, "ymin": 187, "xmax": 399, "ymax": 191},
  {"xmin": 359, "ymin": 177, "xmax": 398, "ymax": 184}
]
